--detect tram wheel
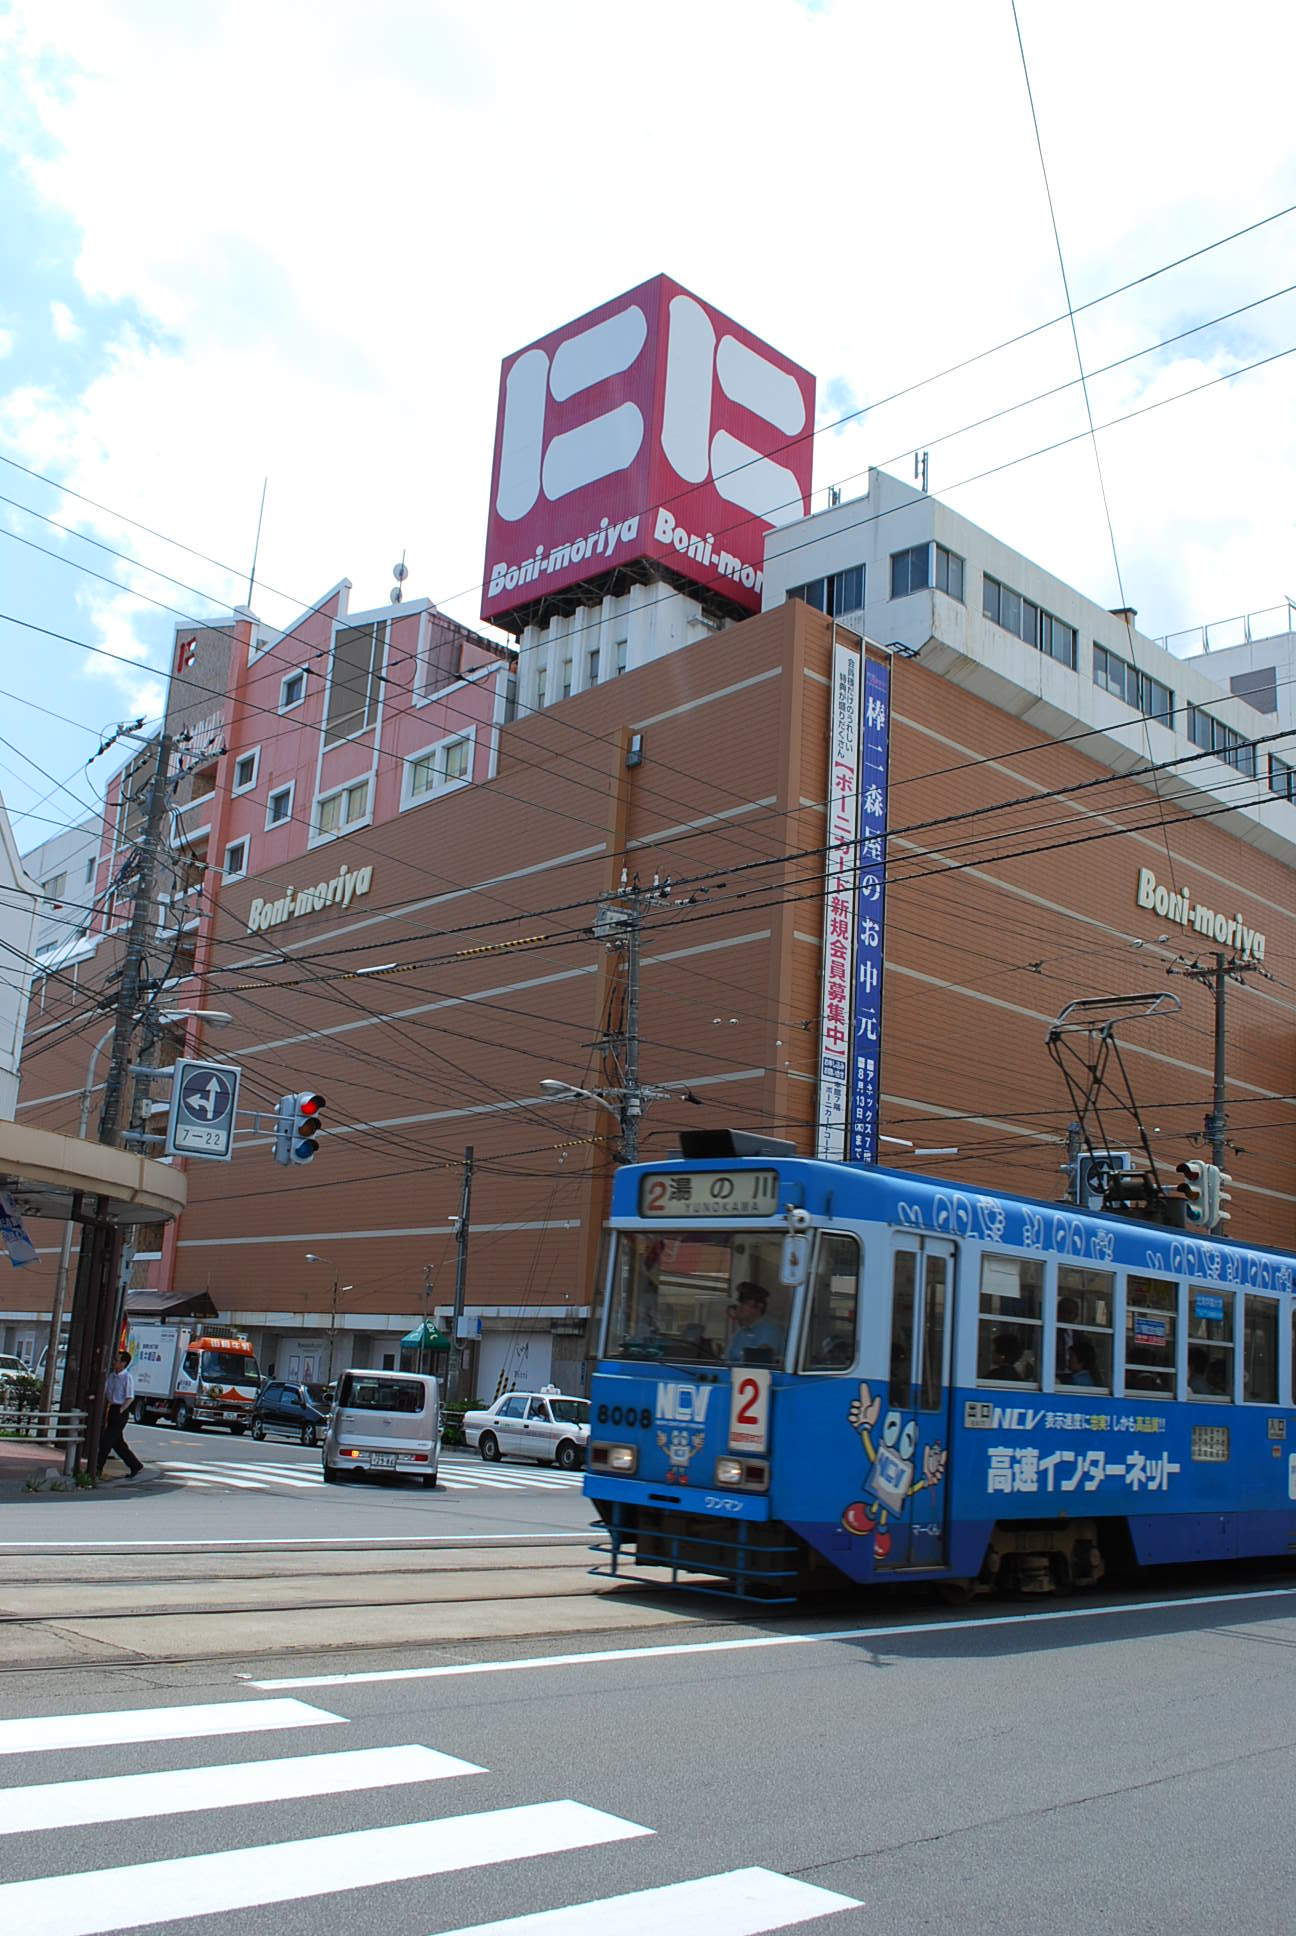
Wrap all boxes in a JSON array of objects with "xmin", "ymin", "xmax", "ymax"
[{"xmin": 937, "ymin": 1579, "xmax": 977, "ymax": 1606}]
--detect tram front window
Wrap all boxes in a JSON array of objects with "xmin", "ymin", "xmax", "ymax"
[{"xmin": 607, "ymin": 1232, "xmax": 791, "ymax": 1364}]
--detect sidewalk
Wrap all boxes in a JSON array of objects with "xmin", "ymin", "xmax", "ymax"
[{"xmin": 0, "ymin": 1438, "xmax": 71, "ymax": 1489}]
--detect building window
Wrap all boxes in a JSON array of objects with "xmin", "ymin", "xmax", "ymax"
[
  {"xmin": 890, "ymin": 544, "xmax": 963, "ymax": 602},
  {"xmin": 324, "ymin": 622, "xmax": 383, "ymax": 746},
  {"xmin": 279, "ymin": 670, "xmax": 307, "ymax": 712},
  {"xmin": 223, "ymin": 838, "xmax": 248, "ymax": 881},
  {"xmin": 790, "ymin": 562, "xmax": 871, "ymax": 619},
  {"xmin": 266, "ymin": 784, "xmax": 294, "ymax": 828},
  {"xmin": 404, "ymin": 732, "xmax": 473, "ymax": 806},
  {"xmin": 1187, "ymin": 705, "xmax": 1256, "ymax": 777},
  {"xmin": 535, "ymin": 667, "xmax": 547, "ymax": 710},
  {"xmin": 614, "ymin": 639, "xmax": 628, "ymax": 675},
  {"xmin": 1092, "ymin": 644, "xmax": 1174, "ymax": 723},
  {"xmin": 587, "ymin": 646, "xmax": 601, "ymax": 687},
  {"xmin": 1268, "ymin": 754, "xmax": 1296, "ymax": 802},
  {"xmin": 316, "ymin": 779, "xmax": 369, "ymax": 838},
  {"xmin": 983, "ymin": 575, "xmax": 1076, "ymax": 668},
  {"xmin": 84, "ymin": 855, "xmax": 96, "ymax": 884},
  {"xmin": 42, "ymin": 873, "xmax": 67, "ymax": 904},
  {"xmin": 232, "ymin": 749, "xmax": 259, "ymax": 794},
  {"xmin": 561, "ymin": 659, "xmax": 573, "ymax": 700}
]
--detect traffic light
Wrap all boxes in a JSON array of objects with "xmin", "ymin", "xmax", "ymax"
[
  {"xmin": 1210, "ymin": 1166, "xmax": 1232, "ymax": 1230},
  {"xmin": 1176, "ymin": 1160, "xmax": 1210, "ymax": 1225},
  {"xmin": 273, "ymin": 1091, "xmax": 326, "ymax": 1166}
]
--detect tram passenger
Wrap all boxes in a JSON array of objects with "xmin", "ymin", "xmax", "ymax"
[
  {"xmin": 989, "ymin": 1330, "xmax": 1027, "ymax": 1380},
  {"xmin": 725, "ymin": 1282, "xmax": 783, "ymax": 1364},
  {"xmin": 1055, "ymin": 1296, "xmax": 1080, "ymax": 1381},
  {"xmin": 1063, "ymin": 1337, "xmax": 1101, "ymax": 1387},
  {"xmin": 1188, "ymin": 1346, "xmax": 1213, "ymax": 1394}
]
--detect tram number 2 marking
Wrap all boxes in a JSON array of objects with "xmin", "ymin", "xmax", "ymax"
[
  {"xmin": 596, "ymin": 1403, "xmax": 653, "ymax": 1429},
  {"xmin": 733, "ymin": 1378, "xmax": 761, "ymax": 1426}
]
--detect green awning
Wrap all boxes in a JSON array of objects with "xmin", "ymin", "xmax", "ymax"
[{"xmin": 401, "ymin": 1321, "xmax": 452, "ymax": 1350}]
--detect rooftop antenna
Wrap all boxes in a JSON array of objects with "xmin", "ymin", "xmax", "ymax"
[
  {"xmin": 391, "ymin": 553, "xmax": 408, "ymax": 605},
  {"xmin": 914, "ymin": 450, "xmax": 929, "ymax": 494},
  {"xmin": 246, "ymin": 477, "xmax": 268, "ymax": 606}
]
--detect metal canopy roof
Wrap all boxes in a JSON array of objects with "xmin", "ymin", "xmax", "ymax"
[{"xmin": 0, "ymin": 1120, "xmax": 187, "ymax": 1227}]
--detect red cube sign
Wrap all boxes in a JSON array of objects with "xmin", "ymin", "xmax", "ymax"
[{"xmin": 482, "ymin": 275, "xmax": 815, "ymax": 626}]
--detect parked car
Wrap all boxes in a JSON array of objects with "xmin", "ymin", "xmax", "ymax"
[
  {"xmin": 250, "ymin": 1380, "xmax": 330, "ymax": 1446},
  {"xmin": 462, "ymin": 1390, "xmax": 589, "ymax": 1470},
  {"xmin": 323, "ymin": 1370, "xmax": 441, "ymax": 1487},
  {"xmin": 0, "ymin": 1352, "xmax": 33, "ymax": 1383}
]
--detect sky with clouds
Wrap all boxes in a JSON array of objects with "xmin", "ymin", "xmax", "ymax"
[{"xmin": 1, "ymin": 0, "xmax": 1293, "ymax": 853}]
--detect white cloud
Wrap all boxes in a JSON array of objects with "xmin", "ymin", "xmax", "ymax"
[
  {"xmin": 49, "ymin": 299, "xmax": 81, "ymax": 343},
  {"xmin": 0, "ymin": 0, "xmax": 1292, "ymax": 689},
  {"xmin": 0, "ymin": 328, "xmax": 13, "ymax": 358}
]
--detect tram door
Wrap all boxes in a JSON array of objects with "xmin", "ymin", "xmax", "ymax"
[{"xmin": 877, "ymin": 1236, "xmax": 955, "ymax": 1571}]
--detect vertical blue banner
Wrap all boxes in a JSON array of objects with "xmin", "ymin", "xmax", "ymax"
[{"xmin": 847, "ymin": 653, "xmax": 891, "ymax": 1163}]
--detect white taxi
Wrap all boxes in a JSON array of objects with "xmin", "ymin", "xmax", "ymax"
[{"xmin": 462, "ymin": 1387, "xmax": 589, "ymax": 1470}]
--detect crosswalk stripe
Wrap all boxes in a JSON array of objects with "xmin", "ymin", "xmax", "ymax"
[
  {"xmin": 438, "ymin": 1867, "xmax": 862, "ymax": 1934},
  {"xmin": 0, "ymin": 1698, "xmax": 343, "ymax": 1759},
  {"xmin": 159, "ymin": 1464, "xmax": 321, "ymax": 1490},
  {"xmin": 154, "ymin": 1466, "xmax": 264, "ymax": 1490},
  {"xmin": 0, "ymin": 1743, "xmax": 483, "ymax": 1835},
  {"xmin": 0, "ymin": 1799, "xmax": 651, "ymax": 1935}
]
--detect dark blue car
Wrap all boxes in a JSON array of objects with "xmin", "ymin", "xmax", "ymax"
[{"xmin": 250, "ymin": 1380, "xmax": 331, "ymax": 1446}]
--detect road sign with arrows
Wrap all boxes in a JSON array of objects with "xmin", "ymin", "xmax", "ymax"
[{"xmin": 164, "ymin": 1057, "xmax": 242, "ymax": 1161}]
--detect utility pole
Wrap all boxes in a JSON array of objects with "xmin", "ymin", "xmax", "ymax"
[
  {"xmin": 1174, "ymin": 950, "xmax": 1256, "ymax": 1232},
  {"xmin": 66, "ymin": 733, "xmax": 173, "ymax": 1477},
  {"xmin": 448, "ymin": 1145, "xmax": 474, "ymax": 1403}
]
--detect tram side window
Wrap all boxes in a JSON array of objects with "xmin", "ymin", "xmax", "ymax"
[
  {"xmin": 1056, "ymin": 1264, "xmax": 1114, "ymax": 1390},
  {"xmin": 977, "ymin": 1254, "xmax": 1043, "ymax": 1388},
  {"xmin": 1188, "ymin": 1288, "xmax": 1234, "ymax": 1401},
  {"xmin": 1243, "ymin": 1295, "xmax": 1278, "ymax": 1404},
  {"xmin": 803, "ymin": 1234, "xmax": 861, "ymax": 1371},
  {"xmin": 889, "ymin": 1252, "xmax": 916, "ymax": 1405},
  {"xmin": 1124, "ymin": 1276, "xmax": 1176, "ymax": 1397}
]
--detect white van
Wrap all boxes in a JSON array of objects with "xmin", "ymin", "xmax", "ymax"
[{"xmin": 322, "ymin": 1371, "xmax": 441, "ymax": 1487}]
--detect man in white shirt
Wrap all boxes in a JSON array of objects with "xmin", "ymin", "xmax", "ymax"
[{"xmin": 97, "ymin": 1349, "xmax": 144, "ymax": 1480}]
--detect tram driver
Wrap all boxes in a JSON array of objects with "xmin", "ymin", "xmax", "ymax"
[{"xmin": 726, "ymin": 1282, "xmax": 784, "ymax": 1364}]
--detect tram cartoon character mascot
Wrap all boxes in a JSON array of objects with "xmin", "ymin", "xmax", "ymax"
[
  {"xmin": 657, "ymin": 1427, "xmax": 705, "ymax": 1483},
  {"xmin": 841, "ymin": 1382, "xmax": 947, "ymax": 1557}
]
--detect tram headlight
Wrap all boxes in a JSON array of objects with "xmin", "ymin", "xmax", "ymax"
[
  {"xmin": 591, "ymin": 1442, "xmax": 637, "ymax": 1474},
  {"xmin": 715, "ymin": 1456, "xmax": 769, "ymax": 1491}
]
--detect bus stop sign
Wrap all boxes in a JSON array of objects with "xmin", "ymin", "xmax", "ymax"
[{"xmin": 165, "ymin": 1058, "xmax": 242, "ymax": 1161}]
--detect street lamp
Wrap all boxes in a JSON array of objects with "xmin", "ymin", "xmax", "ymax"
[
  {"xmin": 539, "ymin": 1076, "xmax": 699, "ymax": 1164},
  {"xmin": 304, "ymin": 1253, "xmax": 351, "ymax": 1384}
]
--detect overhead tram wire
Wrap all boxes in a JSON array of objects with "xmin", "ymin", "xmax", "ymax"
[
  {"xmin": 1010, "ymin": 0, "xmax": 1182, "ymax": 910},
  {"xmin": 6, "ymin": 324, "xmax": 1293, "ymax": 946},
  {"xmin": 3, "ymin": 255, "xmax": 1294, "ymax": 909},
  {"xmin": 3, "ymin": 189, "xmax": 1291, "ymax": 638},
  {"xmin": 192, "ymin": 708, "xmax": 1296, "ymax": 989}
]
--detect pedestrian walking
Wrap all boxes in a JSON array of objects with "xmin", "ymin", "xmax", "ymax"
[{"xmin": 97, "ymin": 1349, "xmax": 144, "ymax": 1480}]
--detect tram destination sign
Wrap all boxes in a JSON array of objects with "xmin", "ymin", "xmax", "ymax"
[{"xmin": 639, "ymin": 1169, "xmax": 780, "ymax": 1218}]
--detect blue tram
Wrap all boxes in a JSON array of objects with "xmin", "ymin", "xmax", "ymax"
[{"xmin": 584, "ymin": 1135, "xmax": 1296, "ymax": 1598}]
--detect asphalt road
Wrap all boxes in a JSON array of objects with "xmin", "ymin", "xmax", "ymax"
[
  {"xmin": 0, "ymin": 1419, "xmax": 590, "ymax": 1548},
  {"xmin": 2, "ymin": 1580, "xmax": 1295, "ymax": 1934}
]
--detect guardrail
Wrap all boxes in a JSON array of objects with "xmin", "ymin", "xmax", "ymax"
[{"xmin": 0, "ymin": 1403, "xmax": 87, "ymax": 1477}]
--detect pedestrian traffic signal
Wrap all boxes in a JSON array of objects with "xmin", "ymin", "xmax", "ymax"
[
  {"xmin": 1176, "ymin": 1159, "xmax": 1210, "ymax": 1225},
  {"xmin": 273, "ymin": 1091, "xmax": 326, "ymax": 1166}
]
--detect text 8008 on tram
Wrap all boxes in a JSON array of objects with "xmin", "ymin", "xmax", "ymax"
[{"xmin": 583, "ymin": 1133, "xmax": 1296, "ymax": 1600}]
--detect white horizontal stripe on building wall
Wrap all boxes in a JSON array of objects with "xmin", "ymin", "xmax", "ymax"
[
  {"xmin": 895, "ymin": 707, "xmax": 1296, "ymax": 931},
  {"xmin": 628, "ymin": 797, "xmax": 778, "ymax": 849},
  {"xmin": 644, "ymin": 930, "xmax": 771, "ymax": 969},
  {"xmin": 882, "ymin": 1092, "xmax": 1062, "ymax": 1145},
  {"xmin": 179, "ymin": 1219, "xmax": 581, "ymax": 1251},
  {"xmin": 889, "ymin": 960, "xmax": 1286, "ymax": 1103},
  {"xmin": 224, "ymin": 841, "xmax": 608, "ymax": 972},
  {"xmin": 634, "ymin": 665, "xmax": 780, "ymax": 731},
  {"xmin": 803, "ymin": 666, "xmax": 831, "ymax": 688},
  {"xmin": 793, "ymin": 930, "xmax": 821, "ymax": 948}
]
